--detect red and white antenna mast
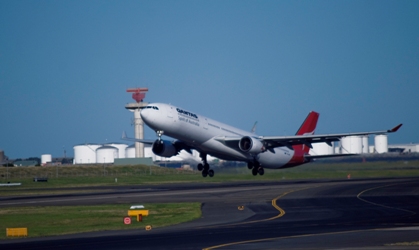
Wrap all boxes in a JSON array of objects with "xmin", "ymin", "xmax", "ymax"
[{"xmin": 126, "ymin": 88, "xmax": 148, "ymax": 103}]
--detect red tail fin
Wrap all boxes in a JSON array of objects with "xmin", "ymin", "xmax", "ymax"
[
  {"xmin": 295, "ymin": 111, "xmax": 319, "ymax": 135},
  {"xmin": 294, "ymin": 111, "xmax": 319, "ymax": 153}
]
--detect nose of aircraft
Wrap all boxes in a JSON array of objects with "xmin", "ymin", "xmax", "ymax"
[
  {"xmin": 140, "ymin": 104, "xmax": 164, "ymax": 130},
  {"xmin": 140, "ymin": 107, "xmax": 151, "ymax": 123}
]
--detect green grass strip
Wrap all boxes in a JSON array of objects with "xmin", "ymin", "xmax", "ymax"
[
  {"xmin": 1, "ymin": 161, "xmax": 419, "ymax": 196},
  {"xmin": 0, "ymin": 203, "xmax": 201, "ymax": 239}
]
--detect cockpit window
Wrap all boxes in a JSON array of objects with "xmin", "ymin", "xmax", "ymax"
[{"xmin": 144, "ymin": 106, "xmax": 159, "ymax": 110}]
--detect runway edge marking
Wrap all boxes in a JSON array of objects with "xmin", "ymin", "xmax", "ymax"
[{"xmin": 202, "ymin": 228, "xmax": 387, "ymax": 250}]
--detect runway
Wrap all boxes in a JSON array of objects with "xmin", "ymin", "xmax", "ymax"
[{"xmin": 1, "ymin": 177, "xmax": 419, "ymax": 249}]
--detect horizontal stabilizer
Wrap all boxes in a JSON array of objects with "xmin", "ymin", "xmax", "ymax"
[{"xmin": 121, "ymin": 131, "xmax": 154, "ymax": 145}]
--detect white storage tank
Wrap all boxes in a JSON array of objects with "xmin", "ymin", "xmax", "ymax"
[
  {"xmin": 334, "ymin": 146, "xmax": 341, "ymax": 154},
  {"xmin": 369, "ymin": 145, "xmax": 375, "ymax": 153},
  {"xmin": 309, "ymin": 142, "xmax": 334, "ymax": 155},
  {"xmin": 41, "ymin": 154, "xmax": 52, "ymax": 165},
  {"xmin": 362, "ymin": 136, "xmax": 369, "ymax": 153},
  {"xmin": 74, "ymin": 143, "xmax": 102, "ymax": 164},
  {"xmin": 144, "ymin": 145, "xmax": 156, "ymax": 161},
  {"xmin": 125, "ymin": 144, "xmax": 136, "ymax": 158},
  {"xmin": 341, "ymin": 136, "xmax": 363, "ymax": 154},
  {"xmin": 105, "ymin": 143, "xmax": 128, "ymax": 158},
  {"xmin": 96, "ymin": 146, "xmax": 118, "ymax": 163},
  {"xmin": 375, "ymin": 134, "xmax": 388, "ymax": 153}
]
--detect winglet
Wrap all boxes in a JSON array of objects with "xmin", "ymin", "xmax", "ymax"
[
  {"xmin": 251, "ymin": 121, "xmax": 258, "ymax": 133},
  {"xmin": 388, "ymin": 124, "xmax": 403, "ymax": 133}
]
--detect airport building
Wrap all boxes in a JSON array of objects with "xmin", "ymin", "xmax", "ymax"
[{"xmin": 388, "ymin": 143, "xmax": 419, "ymax": 154}]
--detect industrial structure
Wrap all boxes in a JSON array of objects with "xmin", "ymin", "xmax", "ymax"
[
  {"xmin": 125, "ymin": 144, "xmax": 136, "ymax": 158},
  {"xmin": 105, "ymin": 143, "xmax": 128, "ymax": 158},
  {"xmin": 310, "ymin": 134, "xmax": 409, "ymax": 155},
  {"xmin": 41, "ymin": 154, "xmax": 52, "ymax": 166},
  {"xmin": 73, "ymin": 143, "xmax": 102, "ymax": 164},
  {"xmin": 340, "ymin": 136, "xmax": 365, "ymax": 154},
  {"xmin": 125, "ymin": 88, "xmax": 148, "ymax": 158},
  {"xmin": 309, "ymin": 142, "xmax": 334, "ymax": 156},
  {"xmin": 71, "ymin": 142, "xmax": 217, "ymax": 164},
  {"xmin": 96, "ymin": 146, "xmax": 118, "ymax": 163},
  {"xmin": 4, "ymin": 136, "xmax": 419, "ymax": 167},
  {"xmin": 374, "ymin": 134, "xmax": 388, "ymax": 153},
  {"xmin": 388, "ymin": 143, "xmax": 419, "ymax": 153}
]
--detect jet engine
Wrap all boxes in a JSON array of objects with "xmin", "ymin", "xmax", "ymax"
[
  {"xmin": 152, "ymin": 140, "xmax": 177, "ymax": 157},
  {"xmin": 239, "ymin": 136, "xmax": 264, "ymax": 154}
]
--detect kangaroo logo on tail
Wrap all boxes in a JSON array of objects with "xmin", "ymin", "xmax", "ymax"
[{"xmin": 294, "ymin": 111, "xmax": 319, "ymax": 153}]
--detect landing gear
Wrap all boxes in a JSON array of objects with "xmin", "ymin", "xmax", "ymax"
[
  {"xmin": 197, "ymin": 153, "xmax": 214, "ymax": 177},
  {"xmin": 203, "ymin": 162, "xmax": 209, "ymax": 171},
  {"xmin": 208, "ymin": 169, "xmax": 214, "ymax": 177},
  {"xmin": 156, "ymin": 130, "xmax": 164, "ymax": 143},
  {"xmin": 249, "ymin": 161, "xmax": 264, "ymax": 176},
  {"xmin": 252, "ymin": 167, "xmax": 258, "ymax": 176}
]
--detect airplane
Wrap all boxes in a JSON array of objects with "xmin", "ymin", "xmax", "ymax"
[{"xmin": 122, "ymin": 103, "xmax": 402, "ymax": 178}]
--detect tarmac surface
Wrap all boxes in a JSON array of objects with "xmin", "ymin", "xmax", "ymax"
[{"xmin": 1, "ymin": 177, "xmax": 419, "ymax": 249}]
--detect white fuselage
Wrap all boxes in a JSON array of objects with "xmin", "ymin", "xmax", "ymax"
[{"xmin": 140, "ymin": 103, "xmax": 295, "ymax": 168}]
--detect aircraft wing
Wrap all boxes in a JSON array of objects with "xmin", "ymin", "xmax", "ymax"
[
  {"xmin": 214, "ymin": 124, "xmax": 402, "ymax": 150},
  {"xmin": 260, "ymin": 124, "xmax": 402, "ymax": 149}
]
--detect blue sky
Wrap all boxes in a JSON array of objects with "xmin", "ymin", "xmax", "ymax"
[{"xmin": 1, "ymin": 0, "xmax": 418, "ymax": 159}]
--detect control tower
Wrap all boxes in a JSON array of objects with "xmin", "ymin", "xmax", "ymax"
[{"xmin": 125, "ymin": 88, "xmax": 148, "ymax": 157}]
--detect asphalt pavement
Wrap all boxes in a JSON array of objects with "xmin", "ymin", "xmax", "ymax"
[{"xmin": 1, "ymin": 177, "xmax": 419, "ymax": 249}]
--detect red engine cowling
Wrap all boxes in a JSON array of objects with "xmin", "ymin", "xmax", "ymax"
[
  {"xmin": 239, "ymin": 136, "xmax": 264, "ymax": 154},
  {"xmin": 152, "ymin": 140, "xmax": 177, "ymax": 157}
]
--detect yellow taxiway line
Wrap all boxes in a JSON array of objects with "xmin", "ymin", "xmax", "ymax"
[{"xmin": 203, "ymin": 185, "xmax": 321, "ymax": 249}]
